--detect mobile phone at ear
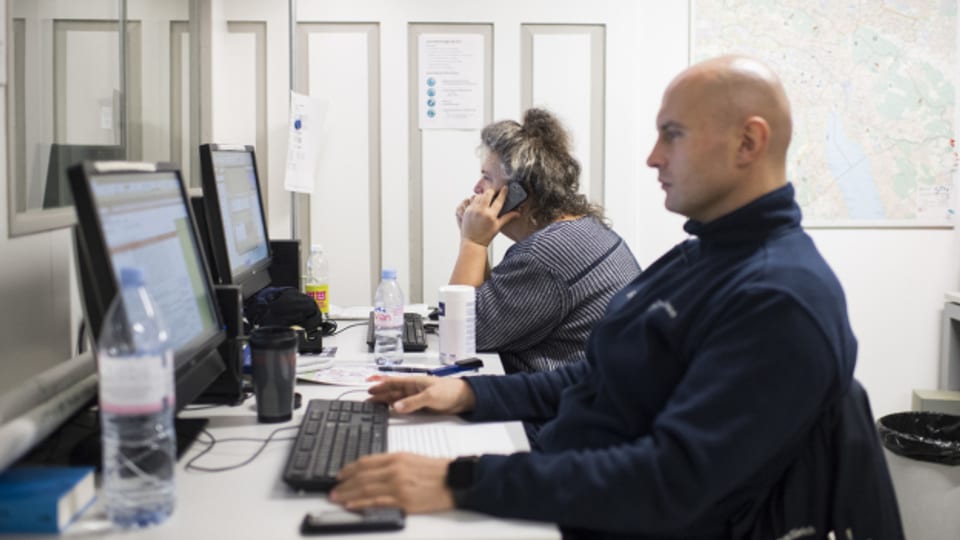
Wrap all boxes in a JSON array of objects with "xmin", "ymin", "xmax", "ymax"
[
  {"xmin": 300, "ymin": 507, "xmax": 405, "ymax": 535},
  {"xmin": 497, "ymin": 182, "xmax": 528, "ymax": 217}
]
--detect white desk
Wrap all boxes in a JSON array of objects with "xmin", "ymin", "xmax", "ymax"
[{"xmin": 18, "ymin": 325, "xmax": 560, "ymax": 539}]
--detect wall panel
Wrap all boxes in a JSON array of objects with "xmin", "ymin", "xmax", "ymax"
[
  {"xmin": 522, "ymin": 25, "xmax": 605, "ymax": 206},
  {"xmin": 408, "ymin": 23, "xmax": 493, "ymax": 305},
  {"xmin": 298, "ymin": 23, "xmax": 379, "ymax": 307}
]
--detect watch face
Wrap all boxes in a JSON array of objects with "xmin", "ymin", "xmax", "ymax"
[{"xmin": 446, "ymin": 456, "xmax": 480, "ymax": 489}]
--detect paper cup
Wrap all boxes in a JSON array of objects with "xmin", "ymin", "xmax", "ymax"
[{"xmin": 438, "ymin": 285, "xmax": 476, "ymax": 365}]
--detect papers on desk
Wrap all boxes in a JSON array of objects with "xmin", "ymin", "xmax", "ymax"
[
  {"xmin": 329, "ymin": 304, "xmax": 432, "ymax": 320},
  {"xmin": 389, "ymin": 417, "xmax": 517, "ymax": 458},
  {"xmin": 327, "ymin": 305, "xmax": 373, "ymax": 320},
  {"xmin": 296, "ymin": 348, "xmax": 337, "ymax": 373},
  {"xmin": 298, "ymin": 366, "xmax": 380, "ymax": 386},
  {"xmin": 297, "ymin": 365, "xmax": 425, "ymax": 386}
]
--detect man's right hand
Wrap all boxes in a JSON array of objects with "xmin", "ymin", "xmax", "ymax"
[{"xmin": 366, "ymin": 376, "xmax": 477, "ymax": 415}]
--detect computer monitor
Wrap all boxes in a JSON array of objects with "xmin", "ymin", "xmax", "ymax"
[
  {"xmin": 197, "ymin": 143, "xmax": 272, "ymax": 300},
  {"xmin": 43, "ymin": 143, "xmax": 126, "ymax": 208},
  {"xmin": 68, "ymin": 161, "xmax": 226, "ymax": 412}
]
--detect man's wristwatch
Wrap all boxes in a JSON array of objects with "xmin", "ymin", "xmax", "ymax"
[{"xmin": 446, "ymin": 455, "xmax": 481, "ymax": 507}]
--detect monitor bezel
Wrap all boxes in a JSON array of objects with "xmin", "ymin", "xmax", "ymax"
[
  {"xmin": 68, "ymin": 160, "xmax": 226, "ymax": 412},
  {"xmin": 198, "ymin": 143, "xmax": 273, "ymax": 300}
]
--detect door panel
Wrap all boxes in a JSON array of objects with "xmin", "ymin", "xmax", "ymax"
[
  {"xmin": 522, "ymin": 25, "xmax": 605, "ymax": 203},
  {"xmin": 297, "ymin": 23, "xmax": 380, "ymax": 307},
  {"xmin": 408, "ymin": 23, "xmax": 493, "ymax": 305}
]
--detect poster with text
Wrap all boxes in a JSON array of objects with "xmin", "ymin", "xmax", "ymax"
[{"xmin": 418, "ymin": 34, "xmax": 484, "ymax": 130}]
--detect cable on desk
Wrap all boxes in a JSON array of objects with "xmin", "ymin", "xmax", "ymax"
[
  {"xmin": 332, "ymin": 321, "xmax": 369, "ymax": 335},
  {"xmin": 184, "ymin": 403, "xmax": 226, "ymax": 411},
  {"xmin": 183, "ymin": 390, "xmax": 374, "ymax": 473},
  {"xmin": 320, "ymin": 319, "xmax": 339, "ymax": 336},
  {"xmin": 183, "ymin": 391, "xmax": 253, "ymax": 411},
  {"xmin": 184, "ymin": 425, "xmax": 299, "ymax": 473},
  {"xmin": 335, "ymin": 388, "xmax": 371, "ymax": 401}
]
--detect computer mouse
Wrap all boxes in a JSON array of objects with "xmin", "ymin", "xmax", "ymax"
[{"xmin": 428, "ymin": 307, "xmax": 440, "ymax": 321}]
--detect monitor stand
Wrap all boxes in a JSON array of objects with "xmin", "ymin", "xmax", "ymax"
[{"xmin": 17, "ymin": 406, "xmax": 209, "ymax": 470}]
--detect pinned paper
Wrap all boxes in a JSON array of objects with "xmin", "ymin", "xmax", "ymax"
[{"xmin": 284, "ymin": 91, "xmax": 328, "ymax": 193}]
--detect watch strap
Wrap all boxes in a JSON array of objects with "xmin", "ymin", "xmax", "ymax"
[{"xmin": 446, "ymin": 455, "xmax": 481, "ymax": 507}]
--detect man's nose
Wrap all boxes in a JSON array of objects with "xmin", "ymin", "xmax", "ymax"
[{"xmin": 646, "ymin": 144, "xmax": 662, "ymax": 169}]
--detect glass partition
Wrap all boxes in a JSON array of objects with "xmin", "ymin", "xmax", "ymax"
[{"xmin": 6, "ymin": 0, "xmax": 194, "ymax": 236}]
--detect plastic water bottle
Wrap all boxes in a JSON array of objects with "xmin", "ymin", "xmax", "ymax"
[
  {"xmin": 373, "ymin": 268, "xmax": 404, "ymax": 366},
  {"xmin": 97, "ymin": 267, "xmax": 176, "ymax": 529},
  {"xmin": 305, "ymin": 244, "xmax": 330, "ymax": 316}
]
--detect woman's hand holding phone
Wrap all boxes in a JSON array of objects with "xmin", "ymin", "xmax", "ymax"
[{"xmin": 459, "ymin": 186, "xmax": 519, "ymax": 246}]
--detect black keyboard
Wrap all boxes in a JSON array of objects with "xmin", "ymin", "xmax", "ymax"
[
  {"xmin": 283, "ymin": 399, "xmax": 389, "ymax": 492},
  {"xmin": 366, "ymin": 312, "xmax": 428, "ymax": 352}
]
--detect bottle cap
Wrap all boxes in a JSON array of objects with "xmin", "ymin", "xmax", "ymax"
[
  {"xmin": 119, "ymin": 267, "xmax": 145, "ymax": 287},
  {"xmin": 381, "ymin": 268, "xmax": 397, "ymax": 280}
]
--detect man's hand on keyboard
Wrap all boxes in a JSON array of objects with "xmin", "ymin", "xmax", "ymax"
[
  {"xmin": 366, "ymin": 376, "xmax": 476, "ymax": 415},
  {"xmin": 330, "ymin": 452, "xmax": 455, "ymax": 514}
]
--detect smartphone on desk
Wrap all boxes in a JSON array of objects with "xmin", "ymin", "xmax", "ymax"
[
  {"xmin": 496, "ymin": 182, "xmax": 528, "ymax": 217},
  {"xmin": 300, "ymin": 507, "xmax": 405, "ymax": 535}
]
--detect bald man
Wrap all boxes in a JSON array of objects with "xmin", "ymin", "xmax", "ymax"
[{"xmin": 330, "ymin": 56, "xmax": 902, "ymax": 539}]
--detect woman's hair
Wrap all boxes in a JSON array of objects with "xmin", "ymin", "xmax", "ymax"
[{"xmin": 480, "ymin": 108, "xmax": 605, "ymax": 227}]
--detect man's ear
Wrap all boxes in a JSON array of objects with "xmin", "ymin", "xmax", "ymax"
[{"xmin": 736, "ymin": 116, "xmax": 770, "ymax": 166}]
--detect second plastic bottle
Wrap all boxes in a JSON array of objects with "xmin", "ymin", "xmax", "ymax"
[
  {"xmin": 373, "ymin": 269, "xmax": 404, "ymax": 366},
  {"xmin": 98, "ymin": 267, "xmax": 176, "ymax": 529},
  {"xmin": 305, "ymin": 244, "xmax": 330, "ymax": 316}
]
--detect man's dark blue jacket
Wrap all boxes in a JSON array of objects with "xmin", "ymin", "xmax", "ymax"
[{"xmin": 458, "ymin": 184, "xmax": 903, "ymax": 539}]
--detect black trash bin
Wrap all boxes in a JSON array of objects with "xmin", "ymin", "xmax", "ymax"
[{"xmin": 877, "ymin": 411, "xmax": 960, "ymax": 465}]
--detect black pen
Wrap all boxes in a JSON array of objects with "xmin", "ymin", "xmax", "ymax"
[{"xmin": 377, "ymin": 365, "xmax": 432, "ymax": 373}]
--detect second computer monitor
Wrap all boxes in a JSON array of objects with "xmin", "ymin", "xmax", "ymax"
[{"xmin": 198, "ymin": 144, "xmax": 272, "ymax": 299}]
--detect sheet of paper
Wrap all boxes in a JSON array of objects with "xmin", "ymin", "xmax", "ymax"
[
  {"xmin": 295, "ymin": 347, "xmax": 337, "ymax": 373},
  {"xmin": 328, "ymin": 304, "xmax": 431, "ymax": 320},
  {"xmin": 418, "ymin": 34, "xmax": 484, "ymax": 129},
  {"xmin": 388, "ymin": 419, "xmax": 518, "ymax": 457},
  {"xmin": 284, "ymin": 91, "xmax": 328, "ymax": 193},
  {"xmin": 328, "ymin": 305, "xmax": 374, "ymax": 320},
  {"xmin": 297, "ymin": 365, "xmax": 380, "ymax": 386}
]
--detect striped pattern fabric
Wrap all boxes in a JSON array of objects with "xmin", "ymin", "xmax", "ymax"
[{"xmin": 476, "ymin": 217, "xmax": 641, "ymax": 373}]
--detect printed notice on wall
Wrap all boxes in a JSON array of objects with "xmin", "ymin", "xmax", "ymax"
[
  {"xmin": 284, "ymin": 91, "xmax": 328, "ymax": 194},
  {"xmin": 418, "ymin": 34, "xmax": 484, "ymax": 130}
]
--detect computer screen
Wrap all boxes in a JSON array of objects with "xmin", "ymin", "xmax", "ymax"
[
  {"xmin": 68, "ymin": 161, "xmax": 226, "ymax": 412},
  {"xmin": 198, "ymin": 144, "xmax": 272, "ymax": 299},
  {"xmin": 43, "ymin": 144, "xmax": 126, "ymax": 208}
]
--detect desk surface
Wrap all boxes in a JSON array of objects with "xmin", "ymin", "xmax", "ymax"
[{"xmin": 16, "ymin": 325, "xmax": 559, "ymax": 539}]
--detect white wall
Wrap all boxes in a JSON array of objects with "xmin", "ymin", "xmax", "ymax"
[{"xmin": 815, "ymin": 228, "xmax": 959, "ymax": 418}]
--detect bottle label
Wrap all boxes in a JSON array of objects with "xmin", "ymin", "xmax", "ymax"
[
  {"xmin": 373, "ymin": 305, "xmax": 403, "ymax": 327},
  {"xmin": 305, "ymin": 284, "xmax": 330, "ymax": 314},
  {"xmin": 98, "ymin": 352, "xmax": 173, "ymax": 414}
]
